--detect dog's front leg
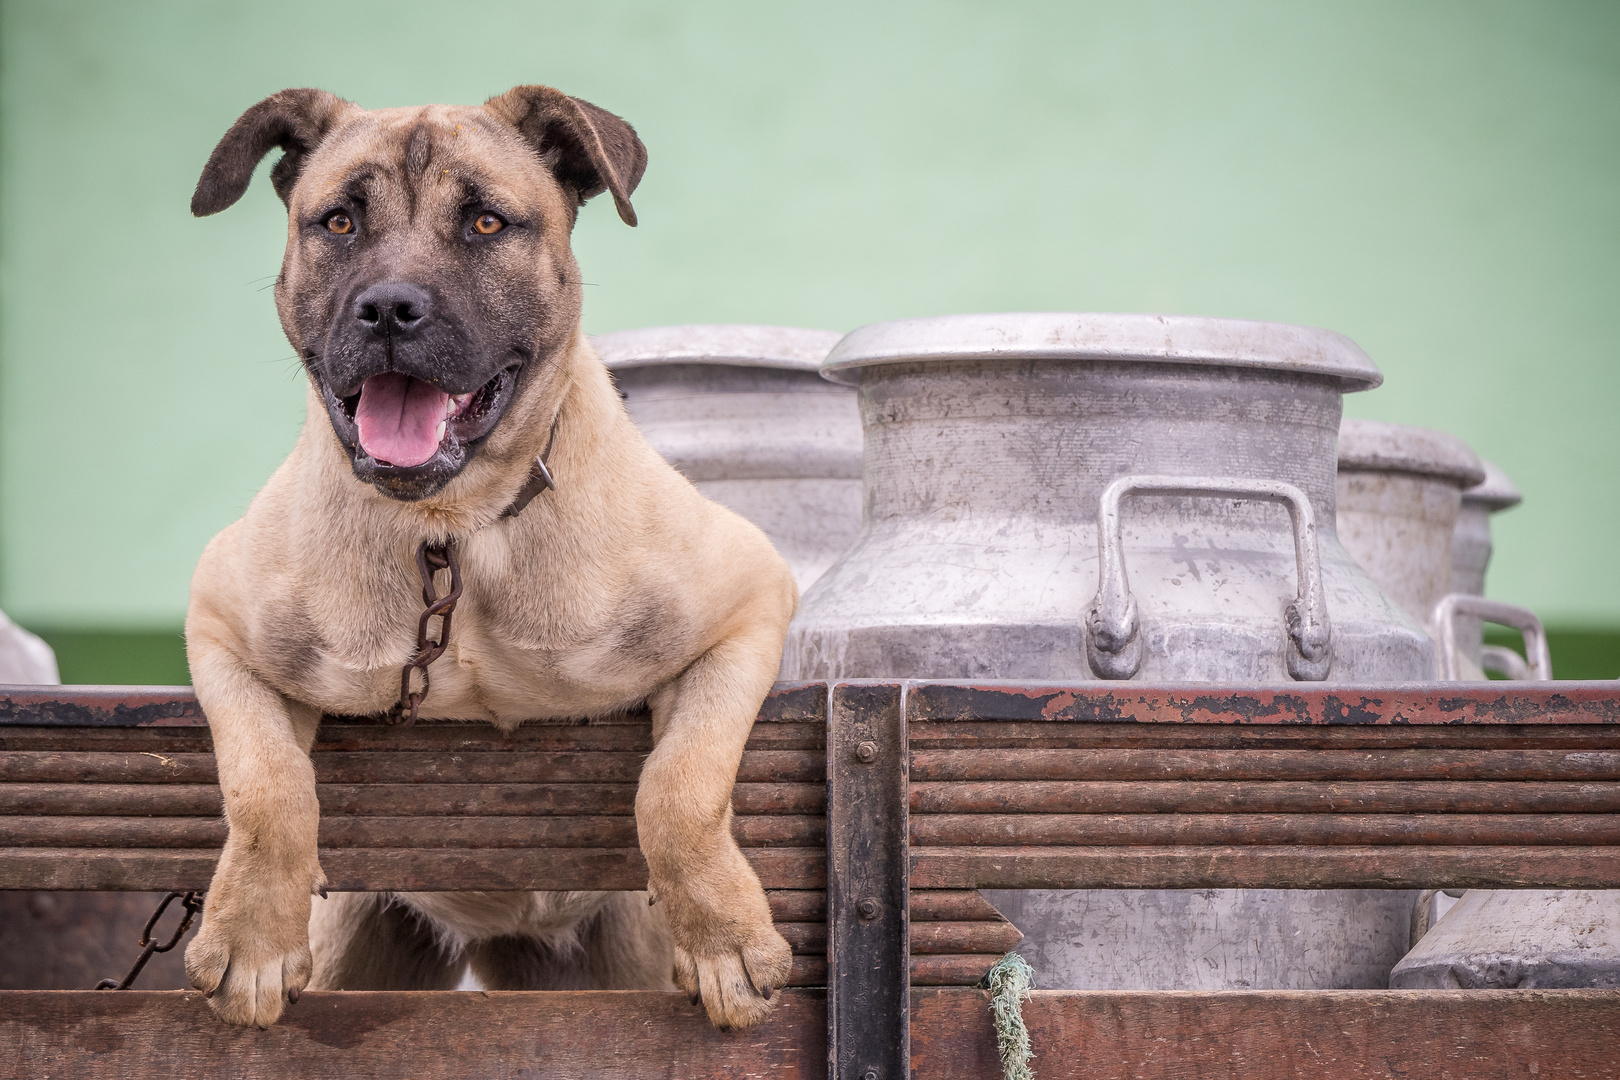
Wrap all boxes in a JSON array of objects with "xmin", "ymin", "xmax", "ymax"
[
  {"xmin": 636, "ymin": 627, "xmax": 793, "ymax": 1029},
  {"xmin": 183, "ymin": 627, "xmax": 325, "ymax": 1027}
]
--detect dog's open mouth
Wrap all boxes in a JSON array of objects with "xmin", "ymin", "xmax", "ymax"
[{"xmin": 338, "ymin": 368, "xmax": 511, "ymax": 468}]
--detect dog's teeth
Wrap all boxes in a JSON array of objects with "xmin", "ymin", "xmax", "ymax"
[
  {"xmin": 449, "ymin": 393, "xmax": 472, "ymax": 417},
  {"xmin": 436, "ymin": 420, "xmax": 447, "ymax": 443}
]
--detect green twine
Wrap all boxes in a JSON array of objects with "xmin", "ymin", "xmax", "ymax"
[{"xmin": 979, "ymin": 952, "xmax": 1035, "ymax": 1080}]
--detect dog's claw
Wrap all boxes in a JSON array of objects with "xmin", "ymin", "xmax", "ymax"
[
  {"xmin": 690, "ymin": 993, "xmax": 702, "ymax": 1006},
  {"xmin": 762, "ymin": 985, "xmax": 772, "ymax": 1000},
  {"xmin": 287, "ymin": 988, "xmax": 299, "ymax": 1004},
  {"xmin": 316, "ymin": 886, "xmax": 328, "ymax": 900}
]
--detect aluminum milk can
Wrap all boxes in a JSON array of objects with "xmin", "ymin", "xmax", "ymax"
[
  {"xmin": 783, "ymin": 313, "xmax": 1430, "ymax": 991},
  {"xmin": 595, "ymin": 325, "xmax": 860, "ymax": 590},
  {"xmin": 1388, "ymin": 460, "xmax": 1614, "ymax": 990},
  {"xmin": 783, "ymin": 312, "xmax": 1429, "ymax": 683},
  {"xmin": 1334, "ymin": 419, "xmax": 1484, "ymax": 627},
  {"xmin": 1449, "ymin": 461, "xmax": 1535, "ymax": 677},
  {"xmin": 1392, "ymin": 890, "xmax": 1620, "ymax": 989}
]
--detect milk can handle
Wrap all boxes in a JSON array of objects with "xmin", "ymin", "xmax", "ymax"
[
  {"xmin": 1085, "ymin": 475, "xmax": 1333, "ymax": 681},
  {"xmin": 1429, "ymin": 594, "xmax": 1552, "ymax": 681}
]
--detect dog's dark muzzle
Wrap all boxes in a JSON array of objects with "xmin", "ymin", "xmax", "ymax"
[{"xmin": 312, "ymin": 280, "xmax": 522, "ymax": 499}]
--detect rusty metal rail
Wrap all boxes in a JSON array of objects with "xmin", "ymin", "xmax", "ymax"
[{"xmin": 2, "ymin": 681, "xmax": 1619, "ymax": 1078}]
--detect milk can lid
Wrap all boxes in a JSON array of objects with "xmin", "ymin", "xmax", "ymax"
[
  {"xmin": 1337, "ymin": 419, "xmax": 1487, "ymax": 487},
  {"xmin": 1462, "ymin": 460, "xmax": 1523, "ymax": 512},
  {"xmin": 593, "ymin": 324, "xmax": 843, "ymax": 373},
  {"xmin": 820, "ymin": 313, "xmax": 1383, "ymax": 389}
]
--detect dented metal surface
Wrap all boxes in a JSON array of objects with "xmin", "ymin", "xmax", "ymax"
[{"xmin": 785, "ymin": 313, "xmax": 1431, "ymax": 684}]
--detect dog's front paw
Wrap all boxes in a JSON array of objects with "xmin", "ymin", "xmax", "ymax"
[
  {"xmin": 669, "ymin": 912, "xmax": 792, "ymax": 1030},
  {"xmin": 185, "ymin": 870, "xmax": 321, "ymax": 1027}
]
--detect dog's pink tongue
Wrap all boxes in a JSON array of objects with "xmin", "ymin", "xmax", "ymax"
[{"xmin": 355, "ymin": 372, "xmax": 449, "ymax": 467}]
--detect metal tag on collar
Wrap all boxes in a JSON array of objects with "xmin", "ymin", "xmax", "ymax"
[{"xmin": 501, "ymin": 455, "xmax": 556, "ymax": 519}]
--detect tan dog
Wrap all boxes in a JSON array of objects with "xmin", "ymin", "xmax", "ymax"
[{"xmin": 181, "ymin": 86, "xmax": 796, "ymax": 1030}]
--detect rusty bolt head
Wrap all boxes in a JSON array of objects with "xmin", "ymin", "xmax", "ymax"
[
  {"xmin": 855, "ymin": 740, "xmax": 879, "ymax": 763},
  {"xmin": 857, "ymin": 898, "xmax": 881, "ymax": 921}
]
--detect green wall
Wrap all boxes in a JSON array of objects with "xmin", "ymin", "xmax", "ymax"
[{"xmin": 2, "ymin": 1, "xmax": 1617, "ymax": 678}]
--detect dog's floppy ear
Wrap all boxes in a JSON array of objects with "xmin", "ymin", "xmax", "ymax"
[
  {"xmin": 192, "ymin": 88, "xmax": 353, "ymax": 217},
  {"xmin": 484, "ymin": 85, "xmax": 647, "ymax": 227}
]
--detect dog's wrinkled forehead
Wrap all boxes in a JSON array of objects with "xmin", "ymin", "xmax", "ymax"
[
  {"xmin": 292, "ymin": 106, "xmax": 556, "ymax": 224},
  {"xmin": 191, "ymin": 85, "xmax": 646, "ymax": 227}
]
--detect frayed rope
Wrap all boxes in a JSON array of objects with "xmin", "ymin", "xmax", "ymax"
[{"xmin": 979, "ymin": 952, "xmax": 1035, "ymax": 1080}]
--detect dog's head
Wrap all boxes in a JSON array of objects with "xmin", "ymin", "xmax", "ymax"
[{"xmin": 193, "ymin": 87, "xmax": 646, "ymax": 500}]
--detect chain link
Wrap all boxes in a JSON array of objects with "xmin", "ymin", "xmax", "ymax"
[
  {"xmin": 96, "ymin": 890, "xmax": 205, "ymax": 990},
  {"xmin": 386, "ymin": 538, "xmax": 464, "ymax": 725}
]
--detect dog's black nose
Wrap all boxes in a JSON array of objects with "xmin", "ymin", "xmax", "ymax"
[{"xmin": 354, "ymin": 282, "xmax": 433, "ymax": 335}]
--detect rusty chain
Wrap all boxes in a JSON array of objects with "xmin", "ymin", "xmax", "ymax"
[
  {"xmin": 96, "ymin": 890, "xmax": 205, "ymax": 990},
  {"xmin": 386, "ymin": 538, "xmax": 464, "ymax": 725}
]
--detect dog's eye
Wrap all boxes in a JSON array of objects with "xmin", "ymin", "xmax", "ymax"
[
  {"xmin": 326, "ymin": 212, "xmax": 354, "ymax": 235},
  {"xmin": 473, "ymin": 214, "xmax": 504, "ymax": 236}
]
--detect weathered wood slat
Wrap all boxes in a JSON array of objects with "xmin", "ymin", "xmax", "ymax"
[
  {"xmin": 907, "ymin": 681, "xmax": 1620, "ymax": 725},
  {"xmin": 909, "ymin": 921, "xmax": 1023, "ymax": 956},
  {"xmin": 1, "ymin": 814, "xmax": 826, "ymax": 849},
  {"xmin": 0, "ymin": 749, "xmax": 824, "ymax": 785},
  {"xmin": 778, "ymin": 922, "xmax": 826, "ymax": 953},
  {"xmin": 766, "ymin": 890, "xmax": 1011, "ymax": 925},
  {"xmin": 0, "ymin": 680, "xmax": 828, "ymax": 727},
  {"xmin": 0, "ymin": 781, "xmax": 825, "ymax": 817},
  {"xmin": 0, "ymin": 722, "xmax": 825, "ymax": 753},
  {"xmin": 0, "ymin": 846, "xmax": 824, "ymax": 892},
  {"xmin": 767, "ymin": 890, "xmax": 826, "ymax": 922},
  {"xmin": 911, "ymin": 812, "xmax": 1620, "ymax": 847},
  {"xmin": 0, "ymin": 989, "xmax": 829, "ymax": 1078},
  {"xmin": 909, "ymin": 890, "xmax": 1008, "ymax": 922},
  {"xmin": 780, "ymin": 926, "xmax": 1022, "ymax": 968},
  {"xmin": 910, "ymin": 747, "xmax": 1620, "ymax": 782},
  {"xmin": 910, "ymin": 720, "xmax": 1620, "ymax": 750},
  {"xmin": 4, "ymin": 988, "xmax": 1612, "ymax": 1079},
  {"xmin": 910, "ymin": 845, "xmax": 1620, "ymax": 890},
  {"xmin": 909, "ymin": 956, "xmax": 1004, "ymax": 987},
  {"xmin": 912, "ymin": 779, "xmax": 1620, "ymax": 814},
  {"xmin": 911, "ymin": 987, "xmax": 1620, "ymax": 1079}
]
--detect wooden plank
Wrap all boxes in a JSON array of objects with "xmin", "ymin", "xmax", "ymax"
[
  {"xmin": 905, "ymin": 681, "xmax": 1620, "ymax": 725},
  {"xmin": 0, "ymin": 748, "xmax": 824, "ymax": 785},
  {"xmin": 0, "ymin": 680, "xmax": 826, "ymax": 728},
  {"xmin": 910, "ymin": 720, "xmax": 1620, "ymax": 750},
  {"xmin": 0, "ymin": 846, "xmax": 824, "ymax": 892},
  {"xmin": 909, "ymin": 921, "xmax": 1022, "ymax": 956},
  {"xmin": 910, "ymin": 845, "xmax": 1620, "ymax": 890},
  {"xmin": 0, "ymin": 721, "xmax": 824, "ymax": 753},
  {"xmin": 769, "ymin": 890, "xmax": 827, "ymax": 922},
  {"xmin": 912, "ymin": 779, "xmax": 1620, "ymax": 814},
  {"xmin": 826, "ymin": 682, "xmax": 908, "ymax": 1080},
  {"xmin": 909, "ymin": 747, "xmax": 1620, "ymax": 782},
  {"xmin": 0, "ymin": 989, "xmax": 828, "ymax": 1079},
  {"xmin": 913, "ymin": 965, "xmax": 997, "ymax": 990},
  {"xmin": 911, "ymin": 812, "xmax": 1620, "ymax": 847},
  {"xmin": 910, "ymin": 890, "xmax": 1009, "ymax": 922},
  {"xmin": 4, "ymin": 988, "xmax": 1612, "ymax": 1079},
  {"xmin": 779, "ymin": 922, "xmax": 827, "ymax": 953},
  {"xmin": 911, "ymin": 987, "xmax": 1620, "ymax": 1079},
  {"xmin": 1, "ymin": 813, "xmax": 826, "ymax": 850},
  {"xmin": 0, "ymin": 780, "xmax": 825, "ymax": 817}
]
